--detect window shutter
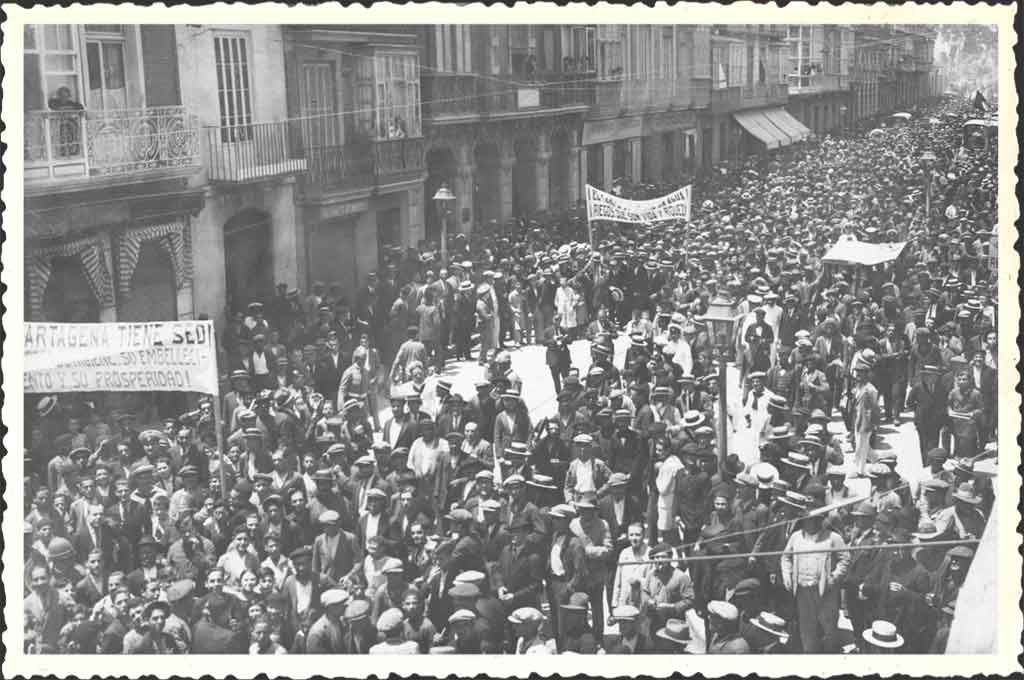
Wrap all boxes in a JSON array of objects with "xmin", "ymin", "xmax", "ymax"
[
  {"xmin": 692, "ymin": 27, "xmax": 710, "ymax": 79},
  {"xmin": 141, "ymin": 25, "xmax": 181, "ymax": 107}
]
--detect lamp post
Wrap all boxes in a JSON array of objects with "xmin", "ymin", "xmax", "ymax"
[
  {"xmin": 700, "ymin": 294, "xmax": 745, "ymax": 465},
  {"xmin": 432, "ymin": 183, "xmax": 456, "ymax": 266}
]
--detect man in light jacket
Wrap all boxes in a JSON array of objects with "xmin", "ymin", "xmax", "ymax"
[{"xmin": 780, "ymin": 513, "xmax": 850, "ymax": 653}]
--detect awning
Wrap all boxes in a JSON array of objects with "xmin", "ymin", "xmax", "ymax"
[
  {"xmin": 764, "ymin": 108, "xmax": 811, "ymax": 142},
  {"xmin": 733, "ymin": 110, "xmax": 786, "ymax": 150},
  {"xmin": 756, "ymin": 112, "xmax": 795, "ymax": 146}
]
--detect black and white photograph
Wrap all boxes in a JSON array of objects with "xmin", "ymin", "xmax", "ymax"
[{"xmin": 4, "ymin": 3, "xmax": 1019, "ymax": 677}]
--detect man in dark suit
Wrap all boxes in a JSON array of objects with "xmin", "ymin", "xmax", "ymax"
[
  {"xmin": 73, "ymin": 550, "xmax": 106, "ymax": 608},
  {"xmin": 967, "ymin": 349, "xmax": 997, "ymax": 440},
  {"xmin": 279, "ymin": 546, "xmax": 330, "ymax": 639},
  {"xmin": 72, "ymin": 502, "xmax": 114, "ymax": 566},
  {"xmin": 905, "ymin": 364, "xmax": 948, "ymax": 465},
  {"xmin": 314, "ymin": 334, "xmax": 346, "ymax": 403},
  {"xmin": 311, "ymin": 510, "xmax": 360, "ymax": 586},
  {"xmin": 494, "ymin": 520, "xmax": 545, "ymax": 615},
  {"xmin": 355, "ymin": 488, "xmax": 402, "ymax": 557}
]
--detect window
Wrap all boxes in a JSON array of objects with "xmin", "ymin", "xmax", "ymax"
[
  {"xmin": 711, "ymin": 44, "xmax": 728, "ymax": 89},
  {"xmin": 596, "ymin": 25, "xmax": 622, "ymax": 79},
  {"xmin": 430, "ymin": 26, "xmax": 472, "ymax": 73},
  {"xmin": 85, "ymin": 38, "xmax": 127, "ymax": 110},
  {"xmin": 213, "ymin": 33, "xmax": 253, "ymax": 142},
  {"xmin": 746, "ymin": 43, "xmax": 754, "ymax": 87},
  {"xmin": 729, "ymin": 42, "xmax": 744, "ymax": 87},
  {"xmin": 25, "ymin": 25, "xmax": 82, "ymax": 111},
  {"xmin": 374, "ymin": 53, "xmax": 421, "ymax": 140},
  {"xmin": 570, "ymin": 26, "xmax": 595, "ymax": 72},
  {"xmin": 25, "ymin": 24, "xmax": 84, "ymax": 162},
  {"xmin": 661, "ymin": 27, "xmax": 674, "ymax": 80}
]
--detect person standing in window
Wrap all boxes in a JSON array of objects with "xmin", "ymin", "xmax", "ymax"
[{"xmin": 48, "ymin": 86, "xmax": 83, "ymax": 158}]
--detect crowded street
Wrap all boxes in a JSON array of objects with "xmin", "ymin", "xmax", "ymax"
[{"xmin": 18, "ymin": 19, "xmax": 1004, "ymax": 660}]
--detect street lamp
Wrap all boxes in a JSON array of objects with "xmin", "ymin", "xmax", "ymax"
[
  {"xmin": 699, "ymin": 294, "xmax": 746, "ymax": 464},
  {"xmin": 432, "ymin": 183, "xmax": 456, "ymax": 266}
]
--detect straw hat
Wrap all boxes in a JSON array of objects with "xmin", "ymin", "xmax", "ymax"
[{"xmin": 862, "ymin": 620, "xmax": 904, "ymax": 649}]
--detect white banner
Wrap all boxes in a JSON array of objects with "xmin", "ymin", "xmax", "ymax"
[
  {"xmin": 585, "ymin": 184, "xmax": 692, "ymax": 224},
  {"xmin": 25, "ymin": 321, "xmax": 219, "ymax": 395}
]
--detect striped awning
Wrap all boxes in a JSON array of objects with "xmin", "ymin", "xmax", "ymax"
[
  {"xmin": 764, "ymin": 108, "xmax": 812, "ymax": 142},
  {"xmin": 118, "ymin": 220, "xmax": 193, "ymax": 300},
  {"xmin": 733, "ymin": 110, "xmax": 787, "ymax": 150},
  {"xmin": 28, "ymin": 234, "xmax": 115, "ymax": 319},
  {"xmin": 734, "ymin": 108, "xmax": 812, "ymax": 149}
]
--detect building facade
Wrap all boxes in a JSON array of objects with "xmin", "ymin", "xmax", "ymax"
[
  {"xmin": 784, "ymin": 25, "xmax": 854, "ymax": 135},
  {"xmin": 701, "ymin": 25, "xmax": 811, "ymax": 164},
  {"xmin": 24, "ymin": 24, "xmax": 205, "ymax": 324},
  {"xmin": 578, "ymin": 25, "xmax": 709, "ymax": 190},
  {"xmin": 418, "ymin": 25, "xmax": 592, "ymax": 242},
  {"xmin": 850, "ymin": 24, "xmax": 936, "ymax": 123}
]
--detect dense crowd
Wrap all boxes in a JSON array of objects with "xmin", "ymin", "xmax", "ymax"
[{"xmin": 24, "ymin": 95, "xmax": 998, "ymax": 655}]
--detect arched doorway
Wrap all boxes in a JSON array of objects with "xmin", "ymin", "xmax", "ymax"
[
  {"xmin": 474, "ymin": 142, "xmax": 501, "ymax": 230},
  {"xmin": 224, "ymin": 209, "xmax": 274, "ymax": 315},
  {"xmin": 119, "ymin": 240, "xmax": 177, "ymax": 322},
  {"xmin": 549, "ymin": 130, "xmax": 570, "ymax": 212},
  {"xmin": 513, "ymin": 138, "xmax": 538, "ymax": 218},
  {"xmin": 41, "ymin": 255, "xmax": 100, "ymax": 322},
  {"xmin": 425, "ymin": 146, "xmax": 457, "ymax": 244}
]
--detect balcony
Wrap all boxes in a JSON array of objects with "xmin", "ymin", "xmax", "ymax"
[
  {"xmin": 422, "ymin": 71, "xmax": 594, "ymax": 123},
  {"xmin": 203, "ymin": 119, "xmax": 309, "ymax": 182},
  {"xmin": 710, "ymin": 83, "xmax": 788, "ymax": 113},
  {"xmin": 589, "ymin": 76, "xmax": 707, "ymax": 118},
  {"xmin": 787, "ymin": 73, "xmax": 851, "ymax": 95},
  {"xmin": 25, "ymin": 106, "xmax": 200, "ymax": 189},
  {"xmin": 205, "ymin": 114, "xmax": 426, "ymax": 191},
  {"xmin": 305, "ymin": 136, "xmax": 425, "ymax": 194}
]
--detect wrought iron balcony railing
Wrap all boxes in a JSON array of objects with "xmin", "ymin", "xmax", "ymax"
[{"xmin": 25, "ymin": 106, "xmax": 200, "ymax": 185}]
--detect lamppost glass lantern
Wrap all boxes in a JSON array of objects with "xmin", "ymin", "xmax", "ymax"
[
  {"xmin": 699, "ymin": 293, "xmax": 745, "ymax": 465},
  {"xmin": 702, "ymin": 294, "xmax": 745, "ymax": 360},
  {"xmin": 432, "ymin": 183, "xmax": 456, "ymax": 265}
]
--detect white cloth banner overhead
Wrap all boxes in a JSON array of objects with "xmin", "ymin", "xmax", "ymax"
[
  {"xmin": 24, "ymin": 321, "xmax": 219, "ymax": 395},
  {"xmin": 585, "ymin": 184, "xmax": 692, "ymax": 224}
]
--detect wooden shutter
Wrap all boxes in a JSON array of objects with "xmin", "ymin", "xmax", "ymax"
[{"xmin": 141, "ymin": 25, "xmax": 181, "ymax": 107}]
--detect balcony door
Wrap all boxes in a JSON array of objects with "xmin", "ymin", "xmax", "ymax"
[
  {"xmin": 213, "ymin": 33, "xmax": 259, "ymax": 175},
  {"xmin": 300, "ymin": 61, "xmax": 341, "ymax": 160}
]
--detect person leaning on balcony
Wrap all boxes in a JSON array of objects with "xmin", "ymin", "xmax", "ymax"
[{"xmin": 48, "ymin": 86, "xmax": 84, "ymax": 158}]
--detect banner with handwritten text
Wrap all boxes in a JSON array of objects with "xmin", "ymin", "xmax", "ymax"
[
  {"xmin": 585, "ymin": 184, "xmax": 692, "ymax": 224},
  {"xmin": 25, "ymin": 321, "xmax": 219, "ymax": 394}
]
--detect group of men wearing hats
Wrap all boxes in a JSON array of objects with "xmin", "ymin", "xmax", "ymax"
[{"xmin": 23, "ymin": 96, "xmax": 997, "ymax": 656}]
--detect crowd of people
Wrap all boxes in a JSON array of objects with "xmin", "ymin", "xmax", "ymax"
[{"xmin": 24, "ymin": 94, "xmax": 998, "ymax": 655}]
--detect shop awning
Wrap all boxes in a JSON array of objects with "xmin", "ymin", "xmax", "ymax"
[
  {"xmin": 763, "ymin": 107, "xmax": 812, "ymax": 143},
  {"xmin": 732, "ymin": 110, "xmax": 787, "ymax": 150}
]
